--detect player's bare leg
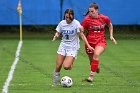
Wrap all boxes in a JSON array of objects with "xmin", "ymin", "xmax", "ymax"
[
  {"xmin": 53, "ymin": 54, "xmax": 64, "ymax": 86},
  {"xmin": 63, "ymin": 56, "xmax": 75, "ymax": 70},
  {"xmin": 85, "ymin": 46, "xmax": 104, "ymax": 82}
]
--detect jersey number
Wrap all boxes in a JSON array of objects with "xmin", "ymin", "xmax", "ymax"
[{"xmin": 65, "ymin": 34, "xmax": 69, "ymax": 40}]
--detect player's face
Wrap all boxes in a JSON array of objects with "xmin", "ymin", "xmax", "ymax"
[
  {"xmin": 89, "ymin": 7, "xmax": 98, "ymax": 18},
  {"xmin": 65, "ymin": 13, "xmax": 73, "ymax": 24}
]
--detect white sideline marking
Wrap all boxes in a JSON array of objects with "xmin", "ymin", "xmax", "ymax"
[{"xmin": 2, "ymin": 41, "xmax": 23, "ymax": 93}]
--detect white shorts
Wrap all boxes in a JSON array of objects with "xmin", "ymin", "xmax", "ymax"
[{"xmin": 57, "ymin": 44, "xmax": 79, "ymax": 58}]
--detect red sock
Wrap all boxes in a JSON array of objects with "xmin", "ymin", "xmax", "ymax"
[{"xmin": 91, "ymin": 60, "xmax": 99, "ymax": 72}]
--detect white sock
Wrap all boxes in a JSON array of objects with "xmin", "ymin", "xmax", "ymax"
[
  {"xmin": 53, "ymin": 71, "xmax": 60, "ymax": 85},
  {"xmin": 54, "ymin": 72, "xmax": 60, "ymax": 76},
  {"xmin": 89, "ymin": 71, "xmax": 95, "ymax": 80}
]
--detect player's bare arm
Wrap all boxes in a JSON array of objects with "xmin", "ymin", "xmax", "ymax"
[
  {"xmin": 79, "ymin": 31, "xmax": 94, "ymax": 51},
  {"xmin": 108, "ymin": 23, "xmax": 117, "ymax": 44},
  {"xmin": 79, "ymin": 26, "xmax": 84, "ymax": 32},
  {"xmin": 52, "ymin": 31, "xmax": 60, "ymax": 41}
]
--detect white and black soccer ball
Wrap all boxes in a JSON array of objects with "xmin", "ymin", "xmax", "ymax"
[{"xmin": 60, "ymin": 76, "xmax": 73, "ymax": 87}]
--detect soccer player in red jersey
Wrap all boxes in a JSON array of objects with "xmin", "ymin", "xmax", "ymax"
[{"xmin": 81, "ymin": 2, "xmax": 117, "ymax": 82}]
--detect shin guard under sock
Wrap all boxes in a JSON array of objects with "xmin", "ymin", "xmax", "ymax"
[{"xmin": 91, "ymin": 60, "xmax": 99, "ymax": 72}]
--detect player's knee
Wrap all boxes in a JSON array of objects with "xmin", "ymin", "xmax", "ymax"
[
  {"xmin": 93, "ymin": 53, "xmax": 99, "ymax": 59},
  {"xmin": 64, "ymin": 65, "xmax": 71, "ymax": 70}
]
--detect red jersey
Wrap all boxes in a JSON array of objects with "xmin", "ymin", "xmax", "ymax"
[{"xmin": 81, "ymin": 14, "xmax": 111, "ymax": 44}]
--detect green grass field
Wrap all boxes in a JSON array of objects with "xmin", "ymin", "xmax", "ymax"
[{"xmin": 0, "ymin": 33, "xmax": 140, "ymax": 93}]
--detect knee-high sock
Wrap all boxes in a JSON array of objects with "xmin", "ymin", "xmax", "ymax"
[{"xmin": 91, "ymin": 60, "xmax": 99, "ymax": 72}]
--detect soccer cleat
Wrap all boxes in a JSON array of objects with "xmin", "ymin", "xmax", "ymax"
[
  {"xmin": 84, "ymin": 77, "xmax": 93, "ymax": 82},
  {"xmin": 53, "ymin": 72, "xmax": 60, "ymax": 86},
  {"xmin": 82, "ymin": 73, "xmax": 94, "ymax": 82}
]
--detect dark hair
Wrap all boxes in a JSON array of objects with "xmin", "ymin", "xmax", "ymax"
[
  {"xmin": 63, "ymin": 8, "xmax": 74, "ymax": 21},
  {"xmin": 83, "ymin": 2, "xmax": 99, "ymax": 16}
]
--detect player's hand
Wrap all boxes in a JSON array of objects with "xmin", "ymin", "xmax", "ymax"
[
  {"xmin": 52, "ymin": 34, "xmax": 59, "ymax": 41},
  {"xmin": 110, "ymin": 36, "xmax": 117, "ymax": 44},
  {"xmin": 52, "ymin": 32, "xmax": 59, "ymax": 42},
  {"xmin": 87, "ymin": 45, "xmax": 94, "ymax": 51},
  {"xmin": 52, "ymin": 36, "xmax": 57, "ymax": 41}
]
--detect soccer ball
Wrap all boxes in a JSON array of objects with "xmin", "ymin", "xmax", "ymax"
[{"xmin": 60, "ymin": 76, "xmax": 73, "ymax": 87}]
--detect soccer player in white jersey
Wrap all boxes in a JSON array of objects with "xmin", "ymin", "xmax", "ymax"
[{"xmin": 52, "ymin": 8, "xmax": 94, "ymax": 86}]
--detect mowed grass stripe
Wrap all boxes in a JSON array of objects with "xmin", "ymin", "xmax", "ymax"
[{"xmin": 6, "ymin": 39, "xmax": 140, "ymax": 93}]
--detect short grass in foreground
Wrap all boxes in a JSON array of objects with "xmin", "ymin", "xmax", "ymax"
[{"xmin": 0, "ymin": 38, "xmax": 140, "ymax": 93}]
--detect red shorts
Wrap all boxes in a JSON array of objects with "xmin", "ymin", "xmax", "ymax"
[{"xmin": 85, "ymin": 42, "xmax": 106, "ymax": 56}]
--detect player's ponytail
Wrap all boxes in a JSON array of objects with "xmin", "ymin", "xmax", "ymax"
[{"xmin": 83, "ymin": 10, "xmax": 89, "ymax": 16}]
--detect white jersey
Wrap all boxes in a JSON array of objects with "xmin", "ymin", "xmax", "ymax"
[{"xmin": 56, "ymin": 19, "xmax": 81, "ymax": 50}]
